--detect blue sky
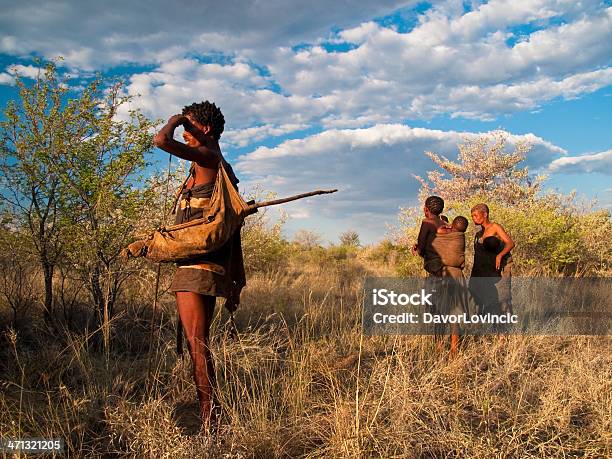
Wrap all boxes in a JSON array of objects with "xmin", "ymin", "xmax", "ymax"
[{"xmin": 0, "ymin": 0, "xmax": 610, "ymax": 243}]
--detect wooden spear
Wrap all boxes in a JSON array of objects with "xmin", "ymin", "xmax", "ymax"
[{"xmin": 245, "ymin": 188, "xmax": 337, "ymax": 215}]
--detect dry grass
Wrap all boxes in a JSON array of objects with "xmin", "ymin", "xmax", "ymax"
[{"xmin": 1, "ymin": 258, "xmax": 610, "ymax": 458}]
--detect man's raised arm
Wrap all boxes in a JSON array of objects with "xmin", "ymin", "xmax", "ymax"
[{"xmin": 153, "ymin": 114, "xmax": 220, "ymax": 167}]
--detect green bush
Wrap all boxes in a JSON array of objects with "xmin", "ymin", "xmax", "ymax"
[{"xmin": 443, "ymin": 195, "xmax": 611, "ymax": 276}]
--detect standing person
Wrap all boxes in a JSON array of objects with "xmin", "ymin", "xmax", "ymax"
[
  {"xmin": 153, "ymin": 100, "xmax": 245, "ymax": 430},
  {"xmin": 469, "ymin": 203, "xmax": 515, "ymax": 320},
  {"xmin": 412, "ymin": 195, "xmax": 446, "ymax": 274},
  {"xmin": 411, "ymin": 196, "xmax": 462, "ymax": 355}
]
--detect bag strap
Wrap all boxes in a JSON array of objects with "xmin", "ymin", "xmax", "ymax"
[{"xmin": 170, "ymin": 163, "xmax": 195, "ymax": 215}]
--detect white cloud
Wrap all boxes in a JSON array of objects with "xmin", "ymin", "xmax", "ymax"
[
  {"xmin": 0, "ymin": 73, "xmax": 14, "ymax": 85},
  {"xmin": 0, "ymin": 0, "xmax": 608, "ymax": 243},
  {"xmin": 0, "ymin": 63, "xmax": 85, "ymax": 86},
  {"xmin": 115, "ymin": 58, "xmax": 332, "ymax": 141},
  {"xmin": 223, "ymin": 123, "xmax": 309, "ymax": 148},
  {"xmin": 288, "ymin": 209, "xmax": 311, "ymax": 219},
  {"xmin": 6, "ymin": 64, "xmax": 42, "ymax": 79},
  {"xmin": 267, "ymin": 3, "xmax": 612, "ymax": 121},
  {"xmin": 4, "ymin": 1, "xmax": 608, "ymax": 136},
  {"xmin": 0, "ymin": 0, "xmax": 411, "ymax": 70},
  {"xmin": 438, "ymin": 68, "xmax": 612, "ymax": 117},
  {"xmin": 548, "ymin": 150, "xmax": 612, "ymax": 175}
]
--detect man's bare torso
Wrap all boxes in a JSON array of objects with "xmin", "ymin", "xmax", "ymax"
[{"xmin": 185, "ymin": 162, "xmax": 218, "ymax": 188}]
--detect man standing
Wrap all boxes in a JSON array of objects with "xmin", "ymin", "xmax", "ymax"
[{"xmin": 153, "ymin": 101, "xmax": 245, "ymax": 430}]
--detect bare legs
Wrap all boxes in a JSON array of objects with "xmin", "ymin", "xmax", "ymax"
[
  {"xmin": 450, "ymin": 323, "xmax": 459, "ymax": 357},
  {"xmin": 175, "ymin": 292, "xmax": 217, "ymax": 428}
]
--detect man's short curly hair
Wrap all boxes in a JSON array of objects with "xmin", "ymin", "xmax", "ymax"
[{"xmin": 182, "ymin": 100, "xmax": 225, "ymax": 140}]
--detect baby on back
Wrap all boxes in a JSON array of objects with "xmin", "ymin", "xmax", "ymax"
[
  {"xmin": 437, "ymin": 216, "xmax": 469, "ymax": 234},
  {"xmin": 428, "ymin": 215, "xmax": 468, "ymax": 271}
]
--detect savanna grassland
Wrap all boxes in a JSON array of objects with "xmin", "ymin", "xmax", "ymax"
[{"xmin": 1, "ymin": 248, "xmax": 610, "ymax": 458}]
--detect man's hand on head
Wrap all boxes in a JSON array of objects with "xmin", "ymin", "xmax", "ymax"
[{"xmin": 168, "ymin": 114, "xmax": 187, "ymax": 126}]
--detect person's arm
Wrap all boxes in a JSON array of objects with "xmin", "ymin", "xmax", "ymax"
[
  {"xmin": 412, "ymin": 220, "xmax": 432, "ymax": 257},
  {"xmin": 153, "ymin": 114, "xmax": 220, "ymax": 167},
  {"xmin": 494, "ymin": 223, "xmax": 515, "ymax": 269}
]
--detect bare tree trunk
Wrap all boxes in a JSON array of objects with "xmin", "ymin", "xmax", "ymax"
[
  {"xmin": 88, "ymin": 265, "xmax": 105, "ymax": 351},
  {"xmin": 91, "ymin": 268, "xmax": 104, "ymax": 319},
  {"xmin": 41, "ymin": 253, "xmax": 54, "ymax": 324}
]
